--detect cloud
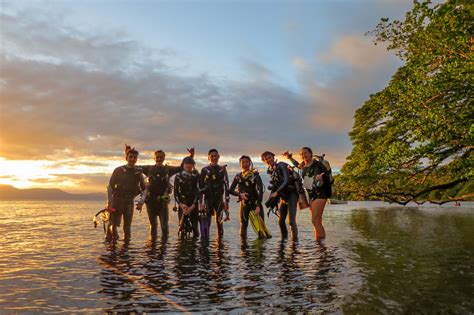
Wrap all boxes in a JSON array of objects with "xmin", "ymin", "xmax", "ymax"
[
  {"xmin": 0, "ymin": 4, "xmax": 408, "ymax": 192},
  {"xmin": 291, "ymin": 34, "xmax": 401, "ymax": 135},
  {"xmin": 1, "ymin": 10, "xmax": 342, "ymax": 163},
  {"xmin": 320, "ymin": 35, "xmax": 391, "ymax": 69}
]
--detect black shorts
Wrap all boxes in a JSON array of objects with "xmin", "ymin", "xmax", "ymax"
[{"xmin": 309, "ymin": 188, "xmax": 332, "ymax": 200}]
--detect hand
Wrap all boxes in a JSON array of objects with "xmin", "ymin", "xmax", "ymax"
[
  {"xmin": 315, "ymin": 174, "xmax": 323, "ymax": 181},
  {"xmin": 187, "ymin": 147, "xmax": 195, "ymax": 157},
  {"xmin": 180, "ymin": 203, "xmax": 187, "ymax": 212},
  {"xmin": 270, "ymin": 192, "xmax": 278, "ymax": 199},
  {"xmin": 239, "ymin": 192, "xmax": 249, "ymax": 200},
  {"xmin": 255, "ymin": 206, "xmax": 261, "ymax": 215},
  {"xmin": 282, "ymin": 150, "xmax": 292, "ymax": 158},
  {"xmin": 136, "ymin": 203, "xmax": 143, "ymax": 212},
  {"xmin": 107, "ymin": 202, "xmax": 113, "ymax": 212}
]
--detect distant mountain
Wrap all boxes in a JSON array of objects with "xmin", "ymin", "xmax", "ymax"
[{"xmin": 0, "ymin": 185, "xmax": 105, "ymax": 201}]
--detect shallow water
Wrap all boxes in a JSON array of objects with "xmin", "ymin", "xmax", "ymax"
[{"xmin": 0, "ymin": 201, "xmax": 473, "ymax": 313}]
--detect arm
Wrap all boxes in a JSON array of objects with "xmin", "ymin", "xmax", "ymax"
[
  {"xmin": 199, "ymin": 168, "xmax": 207, "ymax": 205},
  {"xmin": 137, "ymin": 173, "xmax": 147, "ymax": 204},
  {"xmin": 275, "ymin": 163, "xmax": 290, "ymax": 194},
  {"xmin": 192, "ymin": 175, "xmax": 200, "ymax": 206},
  {"xmin": 223, "ymin": 167, "xmax": 230, "ymax": 203},
  {"xmin": 283, "ymin": 151, "xmax": 300, "ymax": 168},
  {"xmin": 107, "ymin": 168, "xmax": 119, "ymax": 204},
  {"xmin": 167, "ymin": 164, "xmax": 184, "ymax": 177},
  {"xmin": 288, "ymin": 157, "xmax": 300, "ymax": 168},
  {"xmin": 255, "ymin": 173, "xmax": 264, "ymax": 206},
  {"xmin": 107, "ymin": 184, "xmax": 112, "ymax": 202},
  {"xmin": 173, "ymin": 175, "xmax": 184, "ymax": 205},
  {"xmin": 228, "ymin": 175, "xmax": 240, "ymax": 197},
  {"xmin": 140, "ymin": 165, "xmax": 151, "ymax": 177}
]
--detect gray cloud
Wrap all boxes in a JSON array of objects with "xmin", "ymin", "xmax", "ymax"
[{"xmin": 0, "ymin": 5, "xmax": 403, "ymax": 173}]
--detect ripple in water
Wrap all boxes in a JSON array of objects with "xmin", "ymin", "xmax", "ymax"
[{"xmin": 0, "ymin": 201, "xmax": 473, "ymax": 313}]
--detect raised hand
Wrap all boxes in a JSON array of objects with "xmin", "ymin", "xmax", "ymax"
[{"xmin": 187, "ymin": 147, "xmax": 195, "ymax": 157}]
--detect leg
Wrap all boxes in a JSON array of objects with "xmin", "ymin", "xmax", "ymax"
[
  {"xmin": 122, "ymin": 200, "xmax": 134, "ymax": 243},
  {"xmin": 215, "ymin": 209, "xmax": 224, "ymax": 238},
  {"xmin": 214, "ymin": 199, "xmax": 224, "ymax": 238},
  {"xmin": 311, "ymin": 199, "xmax": 327, "ymax": 239},
  {"xmin": 178, "ymin": 207, "xmax": 184, "ymax": 239},
  {"xmin": 146, "ymin": 201, "xmax": 158, "ymax": 241},
  {"xmin": 107, "ymin": 200, "xmax": 123, "ymax": 242},
  {"xmin": 191, "ymin": 209, "xmax": 199, "ymax": 238},
  {"xmin": 279, "ymin": 200, "xmax": 289, "ymax": 239},
  {"xmin": 287, "ymin": 193, "xmax": 298, "ymax": 241},
  {"xmin": 158, "ymin": 201, "xmax": 169, "ymax": 237},
  {"xmin": 239, "ymin": 203, "xmax": 249, "ymax": 239}
]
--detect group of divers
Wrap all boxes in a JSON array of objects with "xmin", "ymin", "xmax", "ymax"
[{"xmin": 95, "ymin": 145, "xmax": 333, "ymax": 244}]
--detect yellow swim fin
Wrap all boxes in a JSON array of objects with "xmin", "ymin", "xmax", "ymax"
[
  {"xmin": 257, "ymin": 214, "xmax": 272, "ymax": 239},
  {"xmin": 249, "ymin": 210, "xmax": 272, "ymax": 239}
]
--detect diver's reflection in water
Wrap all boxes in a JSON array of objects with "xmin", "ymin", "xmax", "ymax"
[
  {"xmin": 205, "ymin": 238, "xmax": 233, "ymax": 308},
  {"xmin": 172, "ymin": 237, "xmax": 199, "ymax": 301},
  {"xmin": 142, "ymin": 235, "xmax": 171, "ymax": 292},
  {"xmin": 276, "ymin": 240, "xmax": 303, "ymax": 297},
  {"xmin": 239, "ymin": 239, "xmax": 268, "ymax": 305},
  {"xmin": 98, "ymin": 242, "xmax": 138, "ymax": 305},
  {"xmin": 308, "ymin": 241, "xmax": 339, "ymax": 307}
]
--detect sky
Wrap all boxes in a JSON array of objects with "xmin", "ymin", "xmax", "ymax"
[{"xmin": 0, "ymin": 0, "xmax": 413, "ymax": 193}]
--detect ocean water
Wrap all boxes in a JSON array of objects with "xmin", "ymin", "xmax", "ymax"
[{"xmin": 0, "ymin": 201, "xmax": 473, "ymax": 314}]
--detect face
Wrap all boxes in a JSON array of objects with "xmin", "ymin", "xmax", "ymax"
[
  {"xmin": 208, "ymin": 151, "xmax": 220, "ymax": 165},
  {"xmin": 127, "ymin": 153, "xmax": 138, "ymax": 166},
  {"xmin": 183, "ymin": 162, "xmax": 194, "ymax": 173},
  {"xmin": 262, "ymin": 154, "xmax": 275, "ymax": 166},
  {"xmin": 155, "ymin": 152, "xmax": 165, "ymax": 165},
  {"xmin": 240, "ymin": 158, "xmax": 251, "ymax": 171},
  {"xmin": 300, "ymin": 148, "xmax": 312, "ymax": 162}
]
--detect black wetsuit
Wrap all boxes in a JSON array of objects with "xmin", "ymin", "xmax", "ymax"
[
  {"xmin": 107, "ymin": 165, "xmax": 146, "ymax": 242},
  {"xmin": 267, "ymin": 161, "xmax": 298, "ymax": 240},
  {"xmin": 289, "ymin": 158, "xmax": 332, "ymax": 200},
  {"xmin": 174, "ymin": 170, "xmax": 200, "ymax": 238},
  {"xmin": 142, "ymin": 164, "xmax": 183, "ymax": 239},
  {"xmin": 200, "ymin": 164, "xmax": 229, "ymax": 237},
  {"xmin": 229, "ymin": 170, "xmax": 264, "ymax": 238}
]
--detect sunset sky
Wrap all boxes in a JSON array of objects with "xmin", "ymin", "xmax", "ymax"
[{"xmin": 0, "ymin": 0, "xmax": 412, "ymax": 193}]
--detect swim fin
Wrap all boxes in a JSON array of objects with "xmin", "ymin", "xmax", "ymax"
[{"xmin": 249, "ymin": 210, "xmax": 272, "ymax": 239}]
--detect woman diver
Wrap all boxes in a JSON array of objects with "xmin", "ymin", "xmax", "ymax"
[
  {"xmin": 173, "ymin": 157, "xmax": 200, "ymax": 238},
  {"xmin": 284, "ymin": 147, "xmax": 332, "ymax": 240},
  {"xmin": 229, "ymin": 155, "xmax": 270, "ymax": 239}
]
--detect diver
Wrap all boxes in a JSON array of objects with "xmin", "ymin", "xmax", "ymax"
[
  {"xmin": 284, "ymin": 147, "xmax": 332, "ymax": 240},
  {"xmin": 261, "ymin": 151, "xmax": 299, "ymax": 241},
  {"xmin": 141, "ymin": 147, "xmax": 195, "ymax": 241},
  {"xmin": 199, "ymin": 149, "xmax": 230, "ymax": 239},
  {"xmin": 173, "ymin": 157, "xmax": 200, "ymax": 239},
  {"xmin": 229, "ymin": 155, "xmax": 269, "ymax": 239},
  {"xmin": 106, "ymin": 145, "xmax": 147, "ymax": 243}
]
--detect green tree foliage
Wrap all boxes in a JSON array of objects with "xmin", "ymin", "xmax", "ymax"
[{"xmin": 340, "ymin": 0, "xmax": 473, "ymax": 205}]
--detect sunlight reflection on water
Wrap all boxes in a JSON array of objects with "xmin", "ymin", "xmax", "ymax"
[{"xmin": 0, "ymin": 201, "xmax": 472, "ymax": 313}]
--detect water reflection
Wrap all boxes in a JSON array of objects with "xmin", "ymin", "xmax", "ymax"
[{"xmin": 4, "ymin": 202, "xmax": 469, "ymax": 313}]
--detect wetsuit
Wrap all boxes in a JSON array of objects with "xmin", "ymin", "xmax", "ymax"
[
  {"xmin": 200, "ymin": 164, "xmax": 229, "ymax": 237},
  {"xmin": 267, "ymin": 161, "xmax": 298, "ymax": 240},
  {"xmin": 174, "ymin": 170, "xmax": 200, "ymax": 238},
  {"xmin": 142, "ymin": 164, "xmax": 183, "ymax": 239},
  {"xmin": 289, "ymin": 158, "xmax": 332, "ymax": 200},
  {"xmin": 229, "ymin": 170, "xmax": 265, "ymax": 238},
  {"xmin": 107, "ymin": 165, "xmax": 146, "ymax": 242}
]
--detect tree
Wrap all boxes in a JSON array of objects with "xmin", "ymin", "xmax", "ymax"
[{"xmin": 339, "ymin": 0, "xmax": 473, "ymax": 205}]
